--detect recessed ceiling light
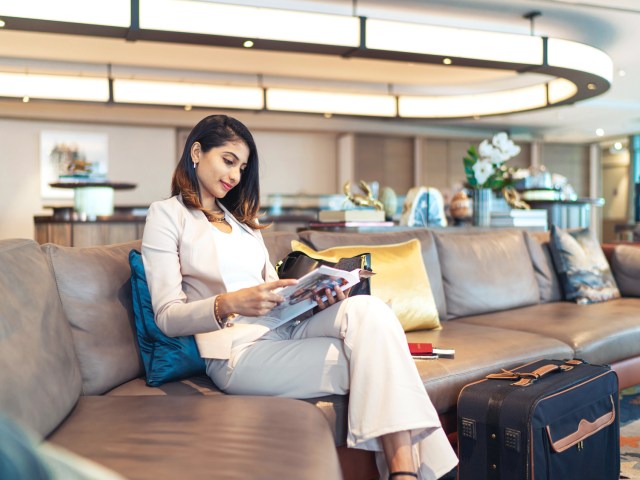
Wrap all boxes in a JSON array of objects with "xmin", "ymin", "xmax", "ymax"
[
  {"xmin": 323, "ymin": 113, "xmax": 333, "ymax": 119},
  {"xmin": 243, "ymin": 40, "xmax": 254, "ymax": 48},
  {"xmin": 0, "ymin": 19, "xmax": 5, "ymax": 28},
  {"xmin": 184, "ymin": 104, "xmax": 192, "ymax": 111},
  {"xmin": 613, "ymin": 141, "xmax": 623, "ymax": 150},
  {"xmin": 443, "ymin": 58, "xmax": 452, "ymax": 65},
  {"xmin": 596, "ymin": 128, "xmax": 605, "ymax": 136},
  {"xmin": 22, "ymin": 96, "xmax": 30, "ymax": 103},
  {"xmin": 618, "ymin": 69, "xmax": 626, "ymax": 77}
]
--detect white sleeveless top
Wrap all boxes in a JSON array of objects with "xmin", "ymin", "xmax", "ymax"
[{"xmin": 210, "ymin": 221, "xmax": 265, "ymax": 292}]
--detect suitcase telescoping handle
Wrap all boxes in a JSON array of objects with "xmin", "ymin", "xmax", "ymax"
[{"xmin": 485, "ymin": 359, "xmax": 583, "ymax": 387}]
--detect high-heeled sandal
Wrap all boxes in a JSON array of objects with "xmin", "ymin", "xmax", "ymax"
[{"xmin": 389, "ymin": 472, "xmax": 418, "ymax": 479}]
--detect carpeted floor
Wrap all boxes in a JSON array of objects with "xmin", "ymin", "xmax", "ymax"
[{"xmin": 621, "ymin": 385, "xmax": 640, "ymax": 479}]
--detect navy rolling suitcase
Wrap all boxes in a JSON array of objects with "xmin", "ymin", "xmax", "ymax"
[{"xmin": 457, "ymin": 359, "xmax": 619, "ymax": 480}]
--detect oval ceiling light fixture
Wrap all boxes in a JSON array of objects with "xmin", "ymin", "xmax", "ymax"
[
  {"xmin": 266, "ymin": 88, "xmax": 396, "ymax": 117},
  {"xmin": 138, "ymin": 0, "xmax": 360, "ymax": 50},
  {"xmin": 0, "ymin": 71, "xmax": 110, "ymax": 102},
  {"xmin": 364, "ymin": 18, "xmax": 611, "ymax": 118},
  {"xmin": 0, "ymin": 0, "xmax": 613, "ymax": 119},
  {"xmin": 133, "ymin": 1, "xmax": 615, "ymax": 118},
  {"xmin": 0, "ymin": 0, "xmax": 130, "ymax": 29},
  {"xmin": 113, "ymin": 78, "xmax": 264, "ymax": 110}
]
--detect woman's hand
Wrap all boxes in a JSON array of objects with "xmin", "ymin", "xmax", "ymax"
[
  {"xmin": 314, "ymin": 285, "xmax": 351, "ymax": 312},
  {"xmin": 217, "ymin": 279, "xmax": 298, "ymax": 318}
]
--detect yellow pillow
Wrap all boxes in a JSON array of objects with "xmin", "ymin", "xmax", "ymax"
[{"xmin": 291, "ymin": 238, "xmax": 440, "ymax": 331}]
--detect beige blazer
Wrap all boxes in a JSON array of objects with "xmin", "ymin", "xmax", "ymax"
[{"xmin": 141, "ymin": 196, "xmax": 279, "ymax": 359}]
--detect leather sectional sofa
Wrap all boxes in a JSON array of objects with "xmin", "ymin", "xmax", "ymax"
[{"xmin": 1, "ymin": 227, "xmax": 638, "ymax": 480}]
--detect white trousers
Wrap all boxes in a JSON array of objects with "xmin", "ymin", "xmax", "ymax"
[{"xmin": 206, "ymin": 295, "xmax": 458, "ymax": 480}]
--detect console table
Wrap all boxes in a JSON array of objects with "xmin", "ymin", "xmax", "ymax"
[
  {"xmin": 49, "ymin": 181, "xmax": 137, "ymax": 219},
  {"xmin": 34, "ymin": 206, "xmax": 147, "ymax": 247},
  {"xmin": 525, "ymin": 198, "xmax": 604, "ymax": 229}
]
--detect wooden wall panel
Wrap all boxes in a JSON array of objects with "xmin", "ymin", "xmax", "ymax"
[
  {"xmin": 540, "ymin": 143, "xmax": 590, "ymax": 196},
  {"xmin": 354, "ymin": 134, "xmax": 413, "ymax": 194}
]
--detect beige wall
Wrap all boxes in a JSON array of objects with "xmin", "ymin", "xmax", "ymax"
[
  {"xmin": 602, "ymin": 150, "xmax": 630, "ymax": 219},
  {"xmin": 0, "ymin": 112, "xmax": 593, "ymax": 241},
  {"xmin": 0, "ymin": 119, "xmax": 175, "ymax": 240},
  {"xmin": 249, "ymin": 130, "xmax": 339, "ymax": 196},
  {"xmin": 176, "ymin": 127, "xmax": 341, "ymax": 199},
  {"xmin": 601, "ymin": 148, "xmax": 630, "ymax": 242}
]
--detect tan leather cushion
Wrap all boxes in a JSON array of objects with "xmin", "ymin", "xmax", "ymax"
[
  {"xmin": 106, "ymin": 376, "xmax": 351, "ymax": 447},
  {"xmin": 292, "ymin": 238, "xmax": 441, "ymax": 331},
  {"xmin": 434, "ymin": 230, "xmax": 540, "ymax": 319},
  {"xmin": 106, "ymin": 375, "xmax": 223, "ymax": 396},
  {"xmin": 611, "ymin": 244, "xmax": 640, "ymax": 297},
  {"xmin": 405, "ymin": 321, "xmax": 573, "ymax": 413},
  {"xmin": 43, "ymin": 240, "xmax": 144, "ymax": 395},
  {"xmin": 524, "ymin": 231, "xmax": 563, "ymax": 303},
  {"xmin": 0, "ymin": 239, "xmax": 81, "ymax": 437},
  {"xmin": 48, "ymin": 396, "xmax": 342, "ymax": 480},
  {"xmin": 298, "ymin": 228, "xmax": 447, "ymax": 320},
  {"xmin": 458, "ymin": 298, "xmax": 640, "ymax": 365}
]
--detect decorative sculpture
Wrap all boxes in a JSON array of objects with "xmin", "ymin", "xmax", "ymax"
[
  {"xmin": 400, "ymin": 186, "xmax": 448, "ymax": 227},
  {"xmin": 343, "ymin": 180, "xmax": 384, "ymax": 210},
  {"xmin": 502, "ymin": 186, "xmax": 530, "ymax": 209}
]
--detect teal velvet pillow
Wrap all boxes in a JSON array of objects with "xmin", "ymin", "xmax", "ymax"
[
  {"xmin": 549, "ymin": 226, "xmax": 621, "ymax": 304},
  {"xmin": 129, "ymin": 250, "xmax": 205, "ymax": 386}
]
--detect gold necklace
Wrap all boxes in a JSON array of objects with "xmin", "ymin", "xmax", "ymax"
[{"xmin": 210, "ymin": 210, "xmax": 226, "ymax": 223}]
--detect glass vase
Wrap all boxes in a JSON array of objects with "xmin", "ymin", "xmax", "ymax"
[{"xmin": 473, "ymin": 188, "xmax": 492, "ymax": 227}]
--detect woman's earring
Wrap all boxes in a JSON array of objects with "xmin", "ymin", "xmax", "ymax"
[{"xmin": 193, "ymin": 161, "xmax": 196, "ymax": 169}]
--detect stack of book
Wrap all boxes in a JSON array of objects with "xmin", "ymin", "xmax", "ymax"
[
  {"xmin": 310, "ymin": 208, "xmax": 393, "ymax": 228},
  {"xmin": 520, "ymin": 189, "xmax": 563, "ymax": 201},
  {"xmin": 490, "ymin": 209, "xmax": 548, "ymax": 229}
]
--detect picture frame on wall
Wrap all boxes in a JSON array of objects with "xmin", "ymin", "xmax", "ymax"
[{"xmin": 40, "ymin": 131, "xmax": 109, "ymax": 199}]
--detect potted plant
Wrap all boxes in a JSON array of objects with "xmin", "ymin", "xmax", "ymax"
[{"xmin": 463, "ymin": 132, "xmax": 521, "ymax": 226}]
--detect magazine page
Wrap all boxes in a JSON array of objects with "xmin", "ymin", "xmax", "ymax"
[{"xmin": 232, "ymin": 265, "xmax": 369, "ymax": 330}]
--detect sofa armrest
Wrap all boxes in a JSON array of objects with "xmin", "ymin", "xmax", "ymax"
[{"xmin": 610, "ymin": 244, "xmax": 640, "ymax": 297}]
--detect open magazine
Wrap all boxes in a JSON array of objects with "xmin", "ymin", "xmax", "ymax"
[{"xmin": 232, "ymin": 265, "xmax": 373, "ymax": 330}]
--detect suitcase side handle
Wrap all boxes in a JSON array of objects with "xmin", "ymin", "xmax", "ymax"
[{"xmin": 486, "ymin": 361, "xmax": 579, "ymax": 387}]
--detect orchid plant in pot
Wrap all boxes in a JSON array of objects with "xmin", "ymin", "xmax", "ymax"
[{"xmin": 463, "ymin": 132, "xmax": 521, "ymax": 226}]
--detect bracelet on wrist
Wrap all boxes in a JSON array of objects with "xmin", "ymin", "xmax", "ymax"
[{"xmin": 214, "ymin": 295, "xmax": 225, "ymax": 328}]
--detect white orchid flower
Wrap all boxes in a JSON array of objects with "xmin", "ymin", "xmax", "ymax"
[
  {"xmin": 505, "ymin": 142, "xmax": 521, "ymax": 158},
  {"xmin": 479, "ymin": 139, "xmax": 503, "ymax": 164},
  {"xmin": 492, "ymin": 132, "xmax": 509, "ymax": 150},
  {"xmin": 492, "ymin": 132, "xmax": 521, "ymax": 161},
  {"xmin": 478, "ymin": 139, "xmax": 493, "ymax": 158},
  {"xmin": 472, "ymin": 159, "xmax": 495, "ymax": 186}
]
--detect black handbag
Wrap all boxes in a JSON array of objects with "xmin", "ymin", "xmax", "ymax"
[{"xmin": 275, "ymin": 250, "xmax": 372, "ymax": 297}]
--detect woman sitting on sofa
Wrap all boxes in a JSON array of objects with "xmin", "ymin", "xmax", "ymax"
[{"xmin": 141, "ymin": 114, "xmax": 457, "ymax": 480}]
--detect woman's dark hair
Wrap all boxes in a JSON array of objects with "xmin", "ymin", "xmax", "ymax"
[{"xmin": 171, "ymin": 115, "xmax": 264, "ymax": 229}]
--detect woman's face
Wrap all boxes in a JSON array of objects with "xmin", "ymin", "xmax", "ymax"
[{"xmin": 191, "ymin": 140, "xmax": 249, "ymax": 209}]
